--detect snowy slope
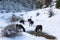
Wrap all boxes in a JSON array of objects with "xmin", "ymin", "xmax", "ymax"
[
  {"xmin": 23, "ymin": 8, "xmax": 60, "ymax": 40},
  {"xmin": 0, "ymin": 32, "xmax": 47, "ymax": 40},
  {"xmin": 0, "ymin": 7, "xmax": 60, "ymax": 40}
]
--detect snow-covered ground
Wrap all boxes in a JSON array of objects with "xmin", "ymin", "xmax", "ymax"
[
  {"xmin": 0, "ymin": 32, "xmax": 47, "ymax": 40},
  {"xmin": 0, "ymin": 7, "xmax": 60, "ymax": 40}
]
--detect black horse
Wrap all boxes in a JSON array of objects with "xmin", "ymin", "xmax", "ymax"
[
  {"xmin": 35, "ymin": 25, "xmax": 42, "ymax": 32},
  {"xmin": 20, "ymin": 20, "xmax": 25, "ymax": 24},
  {"xmin": 16, "ymin": 24, "xmax": 25, "ymax": 32},
  {"xmin": 28, "ymin": 19, "xmax": 32, "ymax": 22}
]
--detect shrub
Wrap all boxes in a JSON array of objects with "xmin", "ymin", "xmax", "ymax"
[
  {"xmin": 36, "ymin": 13, "xmax": 40, "ymax": 16},
  {"xmin": 1, "ymin": 24, "xmax": 23, "ymax": 37},
  {"xmin": 48, "ymin": 9, "xmax": 54, "ymax": 18},
  {"xmin": 1, "ymin": 24, "xmax": 18, "ymax": 37},
  {"xmin": 8, "ymin": 14, "xmax": 20, "ymax": 23}
]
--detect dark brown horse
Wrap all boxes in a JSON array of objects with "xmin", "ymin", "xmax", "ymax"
[{"xmin": 28, "ymin": 19, "xmax": 34, "ymax": 26}]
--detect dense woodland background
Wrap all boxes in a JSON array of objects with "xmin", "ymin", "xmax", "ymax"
[{"xmin": 0, "ymin": 0, "xmax": 60, "ymax": 13}]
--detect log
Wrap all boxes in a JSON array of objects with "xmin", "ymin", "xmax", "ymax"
[{"xmin": 26, "ymin": 31, "xmax": 56, "ymax": 39}]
